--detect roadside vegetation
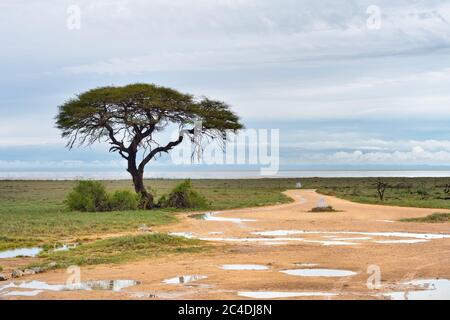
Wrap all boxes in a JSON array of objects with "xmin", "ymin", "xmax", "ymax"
[
  {"xmin": 30, "ymin": 234, "xmax": 206, "ymax": 270},
  {"xmin": 308, "ymin": 177, "xmax": 450, "ymax": 209},
  {"xmin": 3, "ymin": 177, "xmax": 450, "ymax": 268},
  {"xmin": 158, "ymin": 179, "xmax": 208, "ymax": 209},
  {"xmin": 400, "ymin": 213, "xmax": 450, "ymax": 223},
  {"xmin": 0, "ymin": 179, "xmax": 292, "ymax": 251},
  {"xmin": 66, "ymin": 181, "xmax": 140, "ymax": 212}
]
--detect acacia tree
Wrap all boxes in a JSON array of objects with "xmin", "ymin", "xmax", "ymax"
[
  {"xmin": 56, "ymin": 83, "xmax": 243, "ymax": 208},
  {"xmin": 375, "ymin": 178, "xmax": 389, "ymax": 201}
]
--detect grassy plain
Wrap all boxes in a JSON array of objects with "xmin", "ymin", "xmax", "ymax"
[{"xmin": 1, "ymin": 177, "xmax": 449, "ymax": 268}]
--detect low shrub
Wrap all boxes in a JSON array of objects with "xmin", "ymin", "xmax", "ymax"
[
  {"xmin": 159, "ymin": 179, "xmax": 208, "ymax": 208},
  {"xmin": 109, "ymin": 190, "xmax": 140, "ymax": 211},
  {"xmin": 66, "ymin": 181, "xmax": 109, "ymax": 212},
  {"xmin": 309, "ymin": 206, "xmax": 337, "ymax": 213},
  {"xmin": 67, "ymin": 181, "xmax": 140, "ymax": 212}
]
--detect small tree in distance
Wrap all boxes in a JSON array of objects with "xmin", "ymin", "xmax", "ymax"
[
  {"xmin": 375, "ymin": 178, "xmax": 389, "ymax": 201},
  {"xmin": 56, "ymin": 83, "xmax": 243, "ymax": 208}
]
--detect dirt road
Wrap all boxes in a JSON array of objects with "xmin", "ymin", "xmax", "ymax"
[{"xmin": 2, "ymin": 190, "xmax": 449, "ymax": 300}]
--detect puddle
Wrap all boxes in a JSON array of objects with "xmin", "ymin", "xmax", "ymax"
[
  {"xmin": 361, "ymin": 231, "xmax": 450, "ymax": 240},
  {"xmin": 0, "ymin": 247, "xmax": 42, "ymax": 259},
  {"xmin": 384, "ymin": 279, "xmax": 450, "ymax": 300},
  {"xmin": 252, "ymin": 230, "xmax": 303, "ymax": 236},
  {"xmin": 374, "ymin": 239, "xmax": 428, "ymax": 244},
  {"xmin": 53, "ymin": 244, "xmax": 78, "ymax": 252},
  {"xmin": 263, "ymin": 242, "xmax": 289, "ymax": 245},
  {"xmin": 221, "ymin": 265, "xmax": 269, "ymax": 271},
  {"xmin": 199, "ymin": 237, "xmax": 358, "ymax": 246},
  {"xmin": 163, "ymin": 275, "xmax": 208, "ymax": 285},
  {"xmin": 0, "ymin": 279, "xmax": 139, "ymax": 295},
  {"xmin": 238, "ymin": 291, "xmax": 337, "ymax": 299},
  {"xmin": 78, "ymin": 280, "xmax": 140, "ymax": 292},
  {"xmin": 179, "ymin": 229, "xmax": 445, "ymax": 247},
  {"xmin": 376, "ymin": 220, "xmax": 396, "ymax": 223},
  {"xmin": 203, "ymin": 212, "xmax": 256, "ymax": 224},
  {"xmin": 199, "ymin": 237, "xmax": 304, "ymax": 243},
  {"xmin": 303, "ymin": 240, "xmax": 359, "ymax": 246},
  {"xmin": 3, "ymin": 290, "xmax": 43, "ymax": 297},
  {"xmin": 169, "ymin": 232, "xmax": 195, "ymax": 239},
  {"xmin": 281, "ymin": 269, "xmax": 358, "ymax": 277},
  {"xmin": 0, "ymin": 281, "xmax": 65, "ymax": 292},
  {"xmin": 252, "ymin": 230, "xmax": 450, "ymax": 240}
]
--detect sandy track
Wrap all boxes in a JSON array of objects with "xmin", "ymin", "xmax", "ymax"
[{"xmin": 2, "ymin": 190, "xmax": 450, "ymax": 300}]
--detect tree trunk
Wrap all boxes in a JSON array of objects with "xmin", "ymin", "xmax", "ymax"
[{"xmin": 127, "ymin": 159, "xmax": 154, "ymax": 209}]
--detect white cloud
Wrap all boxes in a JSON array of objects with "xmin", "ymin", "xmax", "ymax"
[
  {"xmin": 329, "ymin": 147, "xmax": 450, "ymax": 164},
  {"xmin": 2, "ymin": 0, "xmax": 450, "ymax": 164}
]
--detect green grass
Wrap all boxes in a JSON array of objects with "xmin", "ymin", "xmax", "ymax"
[
  {"xmin": 3, "ymin": 177, "xmax": 450, "ymax": 255},
  {"xmin": 400, "ymin": 213, "xmax": 450, "ymax": 223},
  {"xmin": 0, "ymin": 179, "xmax": 292, "ymax": 250},
  {"xmin": 304, "ymin": 177, "xmax": 450, "ymax": 210},
  {"xmin": 3, "ymin": 177, "xmax": 450, "ymax": 270},
  {"xmin": 30, "ymin": 233, "xmax": 206, "ymax": 270}
]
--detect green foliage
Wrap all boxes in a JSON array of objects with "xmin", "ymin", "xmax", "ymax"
[
  {"xmin": 66, "ymin": 181, "xmax": 109, "ymax": 212},
  {"xmin": 109, "ymin": 190, "xmax": 140, "ymax": 211},
  {"xmin": 55, "ymin": 83, "xmax": 243, "ymax": 149},
  {"xmin": 0, "ymin": 179, "xmax": 292, "ymax": 250},
  {"xmin": 313, "ymin": 177, "xmax": 450, "ymax": 209},
  {"xmin": 310, "ymin": 206, "xmax": 337, "ymax": 212},
  {"xmin": 159, "ymin": 179, "xmax": 208, "ymax": 208},
  {"xmin": 417, "ymin": 183, "xmax": 429, "ymax": 197},
  {"xmin": 66, "ymin": 181, "xmax": 144, "ymax": 212},
  {"xmin": 56, "ymin": 84, "xmax": 244, "ymax": 209}
]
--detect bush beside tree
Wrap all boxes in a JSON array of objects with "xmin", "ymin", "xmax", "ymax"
[
  {"xmin": 66, "ymin": 181, "xmax": 109, "ymax": 212},
  {"xmin": 67, "ymin": 180, "xmax": 208, "ymax": 212},
  {"xmin": 159, "ymin": 179, "xmax": 208, "ymax": 209},
  {"xmin": 109, "ymin": 190, "xmax": 140, "ymax": 211}
]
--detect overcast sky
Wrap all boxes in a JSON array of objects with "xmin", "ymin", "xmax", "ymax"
[{"xmin": 1, "ymin": 0, "xmax": 450, "ymax": 175}]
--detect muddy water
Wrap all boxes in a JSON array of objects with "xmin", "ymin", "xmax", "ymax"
[
  {"xmin": 374, "ymin": 239, "xmax": 428, "ymax": 244},
  {"xmin": 384, "ymin": 279, "xmax": 450, "ymax": 300},
  {"xmin": 0, "ymin": 280, "xmax": 140, "ymax": 297},
  {"xmin": 252, "ymin": 230, "xmax": 450, "ymax": 241},
  {"xmin": 0, "ymin": 247, "xmax": 42, "ymax": 259},
  {"xmin": 169, "ymin": 232, "xmax": 195, "ymax": 239},
  {"xmin": 302, "ymin": 240, "xmax": 360, "ymax": 246},
  {"xmin": 3, "ymin": 290, "xmax": 43, "ymax": 297},
  {"xmin": 52, "ymin": 244, "xmax": 78, "ymax": 252},
  {"xmin": 163, "ymin": 275, "xmax": 208, "ymax": 285},
  {"xmin": 221, "ymin": 265, "xmax": 269, "ymax": 271},
  {"xmin": 197, "ymin": 236, "xmax": 360, "ymax": 246},
  {"xmin": 281, "ymin": 269, "xmax": 358, "ymax": 277},
  {"xmin": 202, "ymin": 212, "xmax": 256, "ymax": 223}
]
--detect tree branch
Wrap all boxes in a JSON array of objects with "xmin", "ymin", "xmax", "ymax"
[
  {"xmin": 105, "ymin": 124, "xmax": 126, "ymax": 150},
  {"xmin": 138, "ymin": 134, "xmax": 186, "ymax": 172}
]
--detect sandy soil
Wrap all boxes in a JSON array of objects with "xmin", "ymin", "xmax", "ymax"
[{"xmin": 1, "ymin": 190, "xmax": 449, "ymax": 300}]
